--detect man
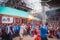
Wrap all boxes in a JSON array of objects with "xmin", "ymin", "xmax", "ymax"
[
  {"xmin": 1, "ymin": 24, "xmax": 8, "ymax": 40},
  {"xmin": 19, "ymin": 24, "xmax": 24, "ymax": 40},
  {"xmin": 6, "ymin": 24, "xmax": 12, "ymax": 40},
  {"xmin": 12, "ymin": 23, "xmax": 17, "ymax": 37},
  {"xmin": 0, "ymin": 25, "xmax": 2, "ymax": 40},
  {"xmin": 16, "ymin": 24, "xmax": 20, "ymax": 36},
  {"xmin": 39, "ymin": 23, "xmax": 48, "ymax": 40}
]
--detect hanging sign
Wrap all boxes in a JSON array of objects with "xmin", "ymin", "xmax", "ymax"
[{"xmin": 2, "ymin": 16, "xmax": 13, "ymax": 23}]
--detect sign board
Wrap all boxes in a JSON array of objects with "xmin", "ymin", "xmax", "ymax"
[{"xmin": 2, "ymin": 16, "xmax": 13, "ymax": 23}]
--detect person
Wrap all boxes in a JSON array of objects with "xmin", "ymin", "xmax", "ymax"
[
  {"xmin": 6, "ymin": 24, "xmax": 12, "ymax": 40},
  {"xmin": 34, "ymin": 27, "xmax": 41, "ymax": 40},
  {"xmin": 30, "ymin": 24, "xmax": 36, "ymax": 37},
  {"xmin": 56, "ymin": 28, "xmax": 60, "ymax": 39},
  {"xmin": 1, "ymin": 24, "xmax": 8, "ymax": 40},
  {"xmin": 9, "ymin": 24, "xmax": 14, "ymax": 40},
  {"xmin": 26, "ymin": 24, "xmax": 31, "ymax": 35},
  {"xmin": 48, "ymin": 25, "xmax": 53, "ymax": 38},
  {"xmin": 34, "ymin": 34, "xmax": 41, "ymax": 40},
  {"xmin": 0, "ymin": 25, "xmax": 2, "ymax": 40},
  {"xmin": 16, "ymin": 24, "xmax": 20, "ymax": 36},
  {"xmin": 54, "ymin": 28, "xmax": 57, "ymax": 36},
  {"xmin": 13, "ymin": 23, "xmax": 20, "ymax": 36},
  {"xmin": 23, "ymin": 24, "xmax": 27, "ymax": 36},
  {"xmin": 39, "ymin": 23, "xmax": 48, "ymax": 40},
  {"xmin": 19, "ymin": 24, "xmax": 24, "ymax": 40},
  {"xmin": 12, "ymin": 23, "xmax": 17, "ymax": 37}
]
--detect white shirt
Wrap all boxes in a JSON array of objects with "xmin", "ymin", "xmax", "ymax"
[
  {"xmin": 7, "ymin": 26, "xmax": 10, "ymax": 34},
  {"xmin": 0, "ymin": 29, "xmax": 1, "ymax": 32},
  {"xmin": 20, "ymin": 26, "xmax": 24, "ymax": 34}
]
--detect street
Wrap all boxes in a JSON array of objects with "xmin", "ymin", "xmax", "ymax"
[{"xmin": 13, "ymin": 35, "xmax": 60, "ymax": 40}]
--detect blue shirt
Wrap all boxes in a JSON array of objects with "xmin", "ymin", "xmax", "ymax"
[
  {"xmin": 39, "ymin": 26, "xmax": 48, "ymax": 38},
  {"xmin": 13, "ymin": 26, "xmax": 20, "ymax": 31},
  {"xmin": 31, "ymin": 24, "xmax": 36, "ymax": 29},
  {"xmin": 17, "ymin": 26, "xmax": 20, "ymax": 31}
]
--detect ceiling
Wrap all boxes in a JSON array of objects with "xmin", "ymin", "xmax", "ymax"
[
  {"xmin": 46, "ymin": 0, "xmax": 60, "ymax": 8},
  {"xmin": 45, "ymin": 0, "xmax": 60, "ymax": 16},
  {"xmin": 0, "ymin": 0, "xmax": 32, "ymax": 11}
]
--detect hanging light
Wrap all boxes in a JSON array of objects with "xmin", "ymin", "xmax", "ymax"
[{"xmin": 29, "ymin": 15, "xmax": 33, "ymax": 19}]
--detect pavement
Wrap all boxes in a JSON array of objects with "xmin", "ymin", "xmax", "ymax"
[{"xmin": 13, "ymin": 35, "xmax": 60, "ymax": 40}]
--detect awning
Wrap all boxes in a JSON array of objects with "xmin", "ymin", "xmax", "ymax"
[
  {"xmin": 0, "ymin": 6, "xmax": 29, "ymax": 18},
  {"xmin": 0, "ymin": 6, "xmax": 40, "ymax": 20}
]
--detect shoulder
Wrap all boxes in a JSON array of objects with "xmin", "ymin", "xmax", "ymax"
[{"xmin": 39, "ymin": 27, "xmax": 43, "ymax": 30}]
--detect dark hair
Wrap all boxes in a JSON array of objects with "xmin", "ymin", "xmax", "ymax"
[{"xmin": 45, "ymin": 22, "xmax": 48, "ymax": 26}]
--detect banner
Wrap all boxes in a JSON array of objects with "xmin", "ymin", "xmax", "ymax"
[{"xmin": 2, "ymin": 16, "xmax": 13, "ymax": 23}]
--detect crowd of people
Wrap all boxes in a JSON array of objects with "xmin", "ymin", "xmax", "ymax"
[
  {"xmin": 0, "ymin": 23, "xmax": 36, "ymax": 40},
  {"xmin": 0, "ymin": 22, "xmax": 60, "ymax": 40},
  {"xmin": 48, "ymin": 24, "xmax": 60, "ymax": 39}
]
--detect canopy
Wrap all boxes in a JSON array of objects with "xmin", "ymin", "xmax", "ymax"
[
  {"xmin": 0, "ymin": 6, "xmax": 29, "ymax": 18},
  {"xmin": 0, "ymin": 6, "xmax": 40, "ymax": 20}
]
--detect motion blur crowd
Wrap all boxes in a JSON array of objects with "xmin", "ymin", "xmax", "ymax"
[{"xmin": 0, "ymin": 23, "xmax": 60, "ymax": 40}]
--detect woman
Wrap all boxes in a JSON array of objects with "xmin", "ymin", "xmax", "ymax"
[{"xmin": 34, "ymin": 27, "xmax": 41, "ymax": 40}]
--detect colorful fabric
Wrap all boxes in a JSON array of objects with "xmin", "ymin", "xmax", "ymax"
[{"xmin": 35, "ymin": 35, "xmax": 41, "ymax": 40}]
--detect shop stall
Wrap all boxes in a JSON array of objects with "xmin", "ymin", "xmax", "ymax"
[{"xmin": 0, "ymin": 6, "xmax": 40, "ymax": 24}]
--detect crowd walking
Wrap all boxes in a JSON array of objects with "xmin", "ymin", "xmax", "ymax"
[{"xmin": 0, "ymin": 22, "xmax": 60, "ymax": 40}]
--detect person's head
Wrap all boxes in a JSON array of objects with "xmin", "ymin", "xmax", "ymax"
[
  {"xmin": 45, "ymin": 22, "xmax": 48, "ymax": 26},
  {"xmin": 18, "ymin": 23, "xmax": 21, "ymax": 26},
  {"xmin": 22, "ymin": 23, "xmax": 25, "ymax": 26},
  {"xmin": 12, "ymin": 23, "xmax": 15, "ymax": 26},
  {"xmin": 17, "ymin": 23, "xmax": 19, "ymax": 26},
  {"xmin": 1, "ymin": 24, "xmax": 4, "ymax": 27},
  {"xmin": 0, "ymin": 24, "xmax": 1, "ymax": 28},
  {"xmin": 9, "ymin": 24, "xmax": 12, "ymax": 27},
  {"xmin": 3, "ymin": 24, "xmax": 7, "ymax": 27}
]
